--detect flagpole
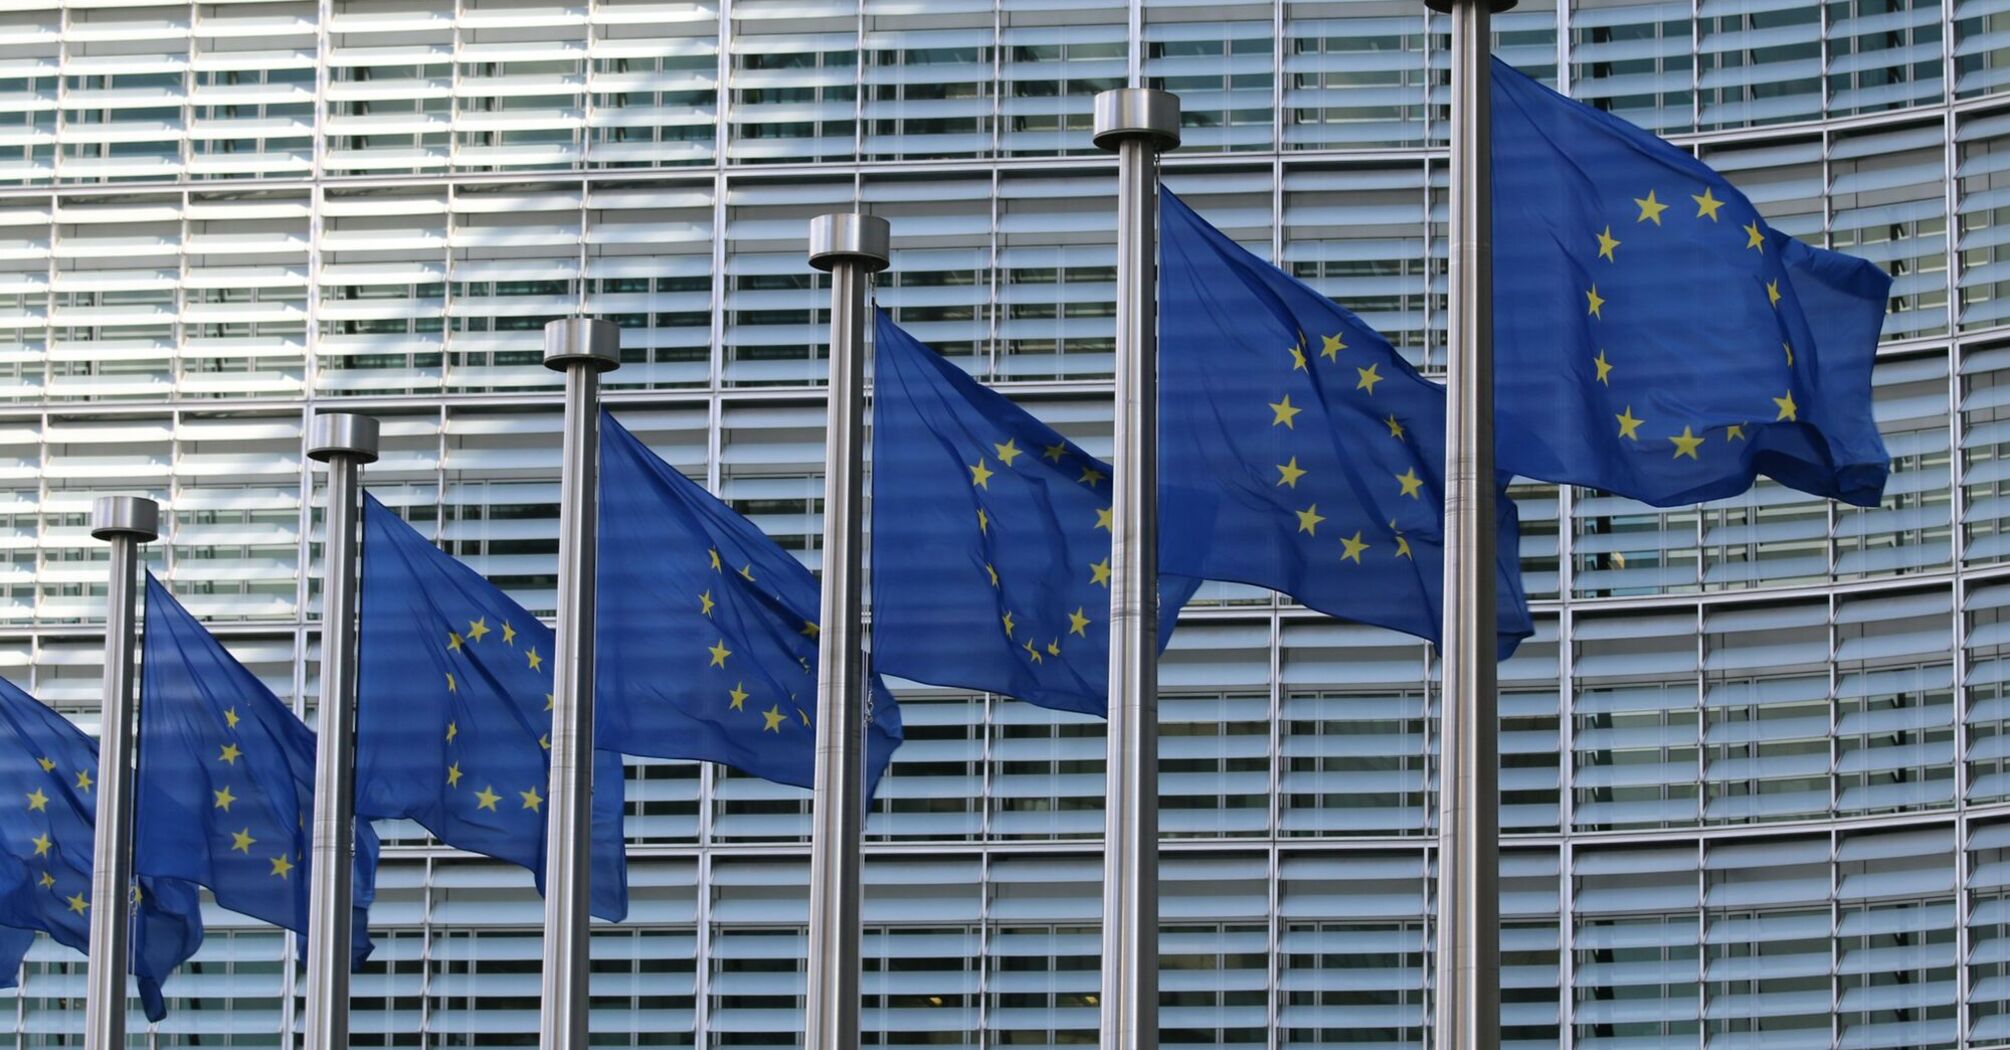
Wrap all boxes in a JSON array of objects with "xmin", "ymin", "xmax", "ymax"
[
  {"xmin": 1091, "ymin": 87, "xmax": 1179, "ymax": 1050},
  {"xmin": 83, "ymin": 495, "xmax": 159, "ymax": 1050},
  {"xmin": 303, "ymin": 412, "xmax": 380, "ymax": 1050},
  {"xmin": 1430, "ymin": 1, "xmax": 1507, "ymax": 1048},
  {"xmin": 538, "ymin": 317, "xmax": 620, "ymax": 1049},
  {"xmin": 803, "ymin": 211, "xmax": 887, "ymax": 1050}
]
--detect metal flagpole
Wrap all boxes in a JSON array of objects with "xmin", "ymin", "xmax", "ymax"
[
  {"xmin": 84, "ymin": 495, "xmax": 159, "ymax": 1050},
  {"xmin": 803, "ymin": 211, "xmax": 888, "ymax": 1050},
  {"xmin": 538, "ymin": 317, "xmax": 620, "ymax": 1049},
  {"xmin": 1091, "ymin": 87, "xmax": 1179, "ymax": 1050},
  {"xmin": 303, "ymin": 412, "xmax": 380, "ymax": 1050},
  {"xmin": 1428, "ymin": 0, "xmax": 1509, "ymax": 1048}
]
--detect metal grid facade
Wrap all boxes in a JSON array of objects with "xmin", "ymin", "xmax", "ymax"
[{"xmin": 0, "ymin": 0, "xmax": 1993, "ymax": 1045}]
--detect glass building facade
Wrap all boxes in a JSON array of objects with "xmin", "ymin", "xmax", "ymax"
[{"xmin": 0, "ymin": 0, "xmax": 1989, "ymax": 1045}]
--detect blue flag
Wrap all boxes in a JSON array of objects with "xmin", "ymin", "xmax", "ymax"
[
  {"xmin": 597, "ymin": 411, "xmax": 904, "ymax": 796},
  {"xmin": 1492, "ymin": 58, "xmax": 1892, "ymax": 508},
  {"xmin": 1158, "ymin": 187, "xmax": 1534, "ymax": 656},
  {"xmin": 356, "ymin": 495, "xmax": 628, "ymax": 921},
  {"xmin": 871, "ymin": 310, "xmax": 1202, "ymax": 716},
  {"xmin": 135, "ymin": 574, "xmax": 378, "ymax": 968},
  {"xmin": 0, "ymin": 675, "xmax": 203, "ymax": 1021}
]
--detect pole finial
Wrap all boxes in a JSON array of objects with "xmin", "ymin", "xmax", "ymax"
[
  {"xmin": 1423, "ymin": 0, "xmax": 1517, "ymax": 12},
  {"xmin": 307, "ymin": 413, "xmax": 381, "ymax": 465},
  {"xmin": 808, "ymin": 213, "xmax": 890, "ymax": 274},
  {"xmin": 543, "ymin": 318, "xmax": 622, "ymax": 374},
  {"xmin": 90, "ymin": 496, "xmax": 158, "ymax": 543},
  {"xmin": 1093, "ymin": 88, "xmax": 1182, "ymax": 153}
]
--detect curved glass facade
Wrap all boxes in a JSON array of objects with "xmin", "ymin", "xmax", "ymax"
[{"xmin": 0, "ymin": 0, "xmax": 1991, "ymax": 1046}]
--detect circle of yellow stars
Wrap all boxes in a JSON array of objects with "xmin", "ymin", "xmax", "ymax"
[
  {"xmin": 1269, "ymin": 328, "xmax": 1412, "ymax": 565},
  {"xmin": 699, "ymin": 548, "xmax": 814, "ymax": 732},
  {"xmin": 443, "ymin": 615, "xmax": 549, "ymax": 817},
  {"xmin": 971, "ymin": 434, "xmax": 1105, "ymax": 669}
]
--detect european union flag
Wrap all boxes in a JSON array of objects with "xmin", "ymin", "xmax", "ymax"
[
  {"xmin": 1492, "ymin": 58, "xmax": 1892, "ymax": 508},
  {"xmin": 135, "ymin": 574, "xmax": 378, "ymax": 967},
  {"xmin": 871, "ymin": 311, "xmax": 1202, "ymax": 716},
  {"xmin": 597, "ymin": 411, "xmax": 904, "ymax": 795},
  {"xmin": 356, "ymin": 495, "xmax": 628, "ymax": 920},
  {"xmin": 0, "ymin": 675, "xmax": 203, "ymax": 1021},
  {"xmin": 1158, "ymin": 187, "xmax": 1534, "ymax": 655}
]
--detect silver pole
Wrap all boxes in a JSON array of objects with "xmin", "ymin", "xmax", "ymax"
[
  {"xmin": 803, "ymin": 211, "xmax": 888, "ymax": 1050},
  {"xmin": 83, "ymin": 495, "xmax": 159, "ymax": 1050},
  {"xmin": 303, "ymin": 413, "xmax": 380, "ymax": 1050},
  {"xmin": 1428, "ymin": 1, "xmax": 1507, "ymax": 1048},
  {"xmin": 1091, "ymin": 87, "xmax": 1179, "ymax": 1050},
  {"xmin": 537, "ymin": 317, "xmax": 620, "ymax": 1049}
]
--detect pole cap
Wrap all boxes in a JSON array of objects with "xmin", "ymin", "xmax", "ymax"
[
  {"xmin": 90, "ymin": 496, "xmax": 159, "ymax": 543},
  {"xmin": 306, "ymin": 412, "xmax": 380, "ymax": 464},
  {"xmin": 1423, "ymin": 0, "xmax": 1517, "ymax": 12},
  {"xmin": 1092, "ymin": 88, "xmax": 1182, "ymax": 152},
  {"xmin": 808, "ymin": 213, "xmax": 890, "ymax": 274},
  {"xmin": 542, "ymin": 318, "xmax": 622, "ymax": 374}
]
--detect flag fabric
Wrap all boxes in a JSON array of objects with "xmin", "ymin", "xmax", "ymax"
[
  {"xmin": 0, "ymin": 675, "xmax": 203, "ymax": 1021},
  {"xmin": 356, "ymin": 495, "xmax": 628, "ymax": 921},
  {"xmin": 1157, "ymin": 187, "xmax": 1535, "ymax": 656},
  {"xmin": 597, "ymin": 411, "xmax": 905, "ymax": 796},
  {"xmin": 0, "ymin": 925, "xmax": 31, "ymax": 990},
  {"xmin": 1491, "ymin": 57, "xmax": 1892, "ymax": 508},
  {"xmin": 871, "ymin": 310, "xmax": 1202, "ymax": 716},
  {"xmin": 135, "ymin": 574, "xmax": 378, "ymax": 968}
]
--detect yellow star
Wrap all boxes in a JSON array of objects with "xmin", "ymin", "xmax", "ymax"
[
  {"xmin": 502, "ymin": 622, "xmax": 516, "ymax": 645},
  {"xmin": 231, "ymin": 828, "xmax": 255, "ymax": 854},
  {"xmin": 1773, "ymin": 390, "xmax": 1798, "ymax": 421},
  {"xmin": 985, "ymin": 563, "xmax": 999, "ymax": 588},
  {"xmin": 539, "ymin": 733, "xmax": 549, "ymax": 751},
  {"xmin": 30, "ymin": 833, "xmax": 49, "ymax": 857},
  {"xmin": 1585, "ymin": 285, "xmax": 1605, "ymax": 318},
  {"xmin": 708, "ymin": 640, "xmax": 731, "ymax": 668},
  {"xmin": 1095, "ymin": 506, "xmax": 1114, "ymax": 531},
  {"xmin": 1394, "ymin": 533, "xmax": 1413, "ymax": 559},
  {"xmin": 34, "ymin": 757, "xmax": 52, "ymax": 773},
  {"xmin": 1078, "ymin": 465, "xmax": 1106, "ymax": 487},
  {"xmin": 1356, "ymin": 364, "xmax": 1383, "ymax": 394},
  {"xmin": 994, "ymin": 438, "xmax": 1022, "ymax": 466},
  {"xmin": 1090, "ymin": 558, "xmax": 1111, "ymax": 587},
  {"xmin": 445, "ymin": 721, "xmax": 458, "ymax": 742},
  {"xmin": 73, "ymin": 770, "xmax": 90, "ymax": 792},
  {"xmin": 801, "ymin": 620, "xmax": 819, "ymax": 637},
  {"xmin": 1385, "ymin": 415, "xmax": 1404, "ymax": 440},
  {"xmin": 1001, "ymin": 611, "xmax": 1016, "ymax": 637},
  {"xmin": 1022, "ymin": 640, "xmax": 1043, "ymax": 665},
  {"xmin": 1782, "ymin": 341, "xmax": 1793, "ymax": 367},
  {"xmin": 1068, "ymin": 607, "xmax": 1090, "ymax": 637},
  {"xmin": 1767, "ymin": 280, "xmax": 1781, "ymax": 307},
  {"xmin": 1295, "ymin": 504, "xmax": 1326, "ymax": 536},
  {"xmin": 1269, "ymin": 395, "xmax": 1302, "ymax": 429},
  {"xmin": 1671, "ymin": 426, "xmax": 1705, "ymax": 460},
  {"xmin": 1635, "ymin": 190, "xmax": 1667, "ymax": 224},
  {"xmin": 36, "ymin": 872, "xmax": 51, "ymax": 889},
  {"xmin": 270, "ymin": 855, "xmax": 294, "ymax": 878},
  {"xmin": 1744, "ymin": 221, "xmax": 1765, "ymax": 251},
  {"xmin": 977, "ymin": 508, "xmax": 989, "ymax": 534},
  {"xmin": 475, "ymin": 786, "xmax": 501, "ymax": 811},
  {"xmin": 1042, "ymin": 441, "xmax": 1067, "ymax": 463},
  {"xmin": 1396, "ymin": 469, "xmax": 1423, "ymax": 498},
  {"xmin": 1596, "ymin": 225, "xmax": 1620, "ymax": 261},
  {"xmin": 699, "ymin": 590, "xmax": 715, "ymax": 616},
  {"xmin": 1275, "ymin": 457, "xmax": 1307, "ymax": 488},
  {"xmin": 797, "ymin": 708, "xmax": 812, "ymax": 727},
  {"xmin": 738, "ymin": 563, "xmax": 755, "ymax": 582},
  {"xmin": 1288, "ymin": 343, "xmax": 1307, "ymax": 371},
  {"xmin": 1726, "ymin": 423, "xmax": 1749, "ymax": 441},
  {"xmin": 1692, "ymin": 187, "xmax": 1724, "ymax": 221},
  {"xmin": 446, "ymin": 762, "xmax": 463, "ymax": 787},
  {"xmin": 969, "ymin": 459, "xmax": 994, "ymax": 489},
  {"xmin": 520, "ymin": 787, "xmax": 543, "ymax": 812},
  {"xmin": 544, "ymin": 693, "xmax": 554, "ymax": 711},
  {"xmin": 1615, "ymin": 406, "xmax": 1644, "ymax": 440},
  {"xmin": 213, "ymin": 786, "xmax": 237, "ymax": 811},
  {"xmin": 526, "ymin": 647, "xmax": 543, "ymax": 672},
  {"xmin": 1321, "ymin": 333, "xmax": 1346, "ymax": 360},
  {"xmin": 445, "ymin": 672, "xmax": 456, "ymax": 693},
  {"xmin": 1593, "ymin": 350, "xmax": 1612, "ymax": 385},
  {"xmin": 729, "ymin": 683, "xmax": 748, "ymax": 711},
  {"xmin": 1046, "ymin": 639, "xmax": 1061, "ymax": 657},
  {"xmin": 447, "ymin": 631, "xmax": 462, "ymax": 652},
  {"xmin": 25, "ymin": 789, "xmax": 46, "ymax": 812},
  {"xmin": 1339, "ymin": 531, "xmax": 1369, "ymax": 563},
  {"xmin": 66, "ymin": 892, "xmax": 86, "ymax": 915},
  {"xmin": 761, "ymin": 706, "xmax": 786, "ymax": 733},
  {"xmin": 224, "ymin": 708, "xmax": 240, "ymax": 729},
  {"xmin": 466, "ymin": 618, "xmax": 489, "ymax": 642},
  {"xmin": 218, "ymin": 743, "xmax": 241, "ymax": 766},
  {"xmin": 708, "ymin": 548, "xmax": 722, "ymax": 572}
]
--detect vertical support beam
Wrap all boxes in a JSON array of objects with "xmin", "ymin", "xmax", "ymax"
[
  {"xmin": 84, "ymin": 495, "xmax": 159, "ymax": 1050},
  {"xmin": 1091, "ymin": 86, "xmax": 1180, "ymax": 1050},
  {"xmin": 304, "ymin": 413, "xmax": 380, "ymax": 1050},
  {"xmin": 804, "ymin": 211, "xmax": 889, "ymax": 1050},
  {"xmin": 538, "ymin": 317, "xmax": 621, "ymax": 1049},
  {"xmin": 1425, "ymin": 1, "xmax": 1508, "ymax": 1048}
]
